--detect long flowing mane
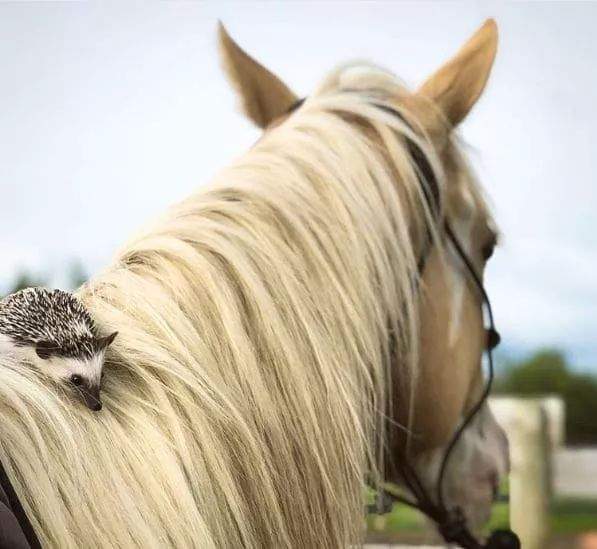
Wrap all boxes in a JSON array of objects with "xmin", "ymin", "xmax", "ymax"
[{"xmin": 0, "ymin": 67, "xmax": 453, "ymax": 548}]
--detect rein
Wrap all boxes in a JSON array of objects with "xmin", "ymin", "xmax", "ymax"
[{"xmin": 288, "ymin": 97, "xmax": 519, "ymax": 548}]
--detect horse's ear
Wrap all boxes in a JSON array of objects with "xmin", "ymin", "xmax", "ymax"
[
  {"xmin": 218, "ymin": 22, "xmax": 298, "ymax": 128},
  {"xmin": 417, "ymin": 19, "xmax": 498, "ymax": 128}
]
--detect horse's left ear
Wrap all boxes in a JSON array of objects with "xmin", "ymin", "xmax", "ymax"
[
  {"xmin": 218, "ymin": 22, "xmax": 299, "ymax": 129},
  {"xmin": 418, "ymin": 19, "xmax": 498, "ymax": 128}
]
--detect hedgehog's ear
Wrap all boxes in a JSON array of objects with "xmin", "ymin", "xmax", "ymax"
[
  {"xmin": 97, "ymin": 332, "xmax": 118, "ymax": 350},
  {"xmin": 36, "ymin": 341, "xmax": 55, "ymax": 360}
]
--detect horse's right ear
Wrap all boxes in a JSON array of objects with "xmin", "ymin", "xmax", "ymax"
[
  {"xmin": 218, "ymin": 22, "xmax": 298, "ymax": 129},
  {"xmin": 417, "ymin": 19, "xmax": 498, "ymax": 129}
]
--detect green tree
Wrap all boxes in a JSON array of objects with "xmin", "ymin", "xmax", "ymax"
[
  {"xmin": 68, "ymin": 261, "xmax": 87, "ymax": 289},
  {"xmin": 8, "ymin": 272, "xmax": 46, "ymax": 293},
  {"xmin": 494, "ymin": 350, "xmax": 597, "ymax": 445},
  {"xmin": 3, "ymin": 261, "xmax": 87, "ymax": 299}
]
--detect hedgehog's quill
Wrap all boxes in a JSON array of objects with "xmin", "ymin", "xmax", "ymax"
[{"xmin": 0, "ymin": 288, "xmax": 117, "ymax": 411}]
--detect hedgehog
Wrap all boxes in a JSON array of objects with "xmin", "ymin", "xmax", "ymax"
[{"xmin": 0, "ymin": 287, "xmax": 117, "ymax": 412}]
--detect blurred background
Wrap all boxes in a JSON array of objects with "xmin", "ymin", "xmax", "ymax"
[{"xmin": 1, "ymin": 2, "xmax": 596, "ymax": 548}]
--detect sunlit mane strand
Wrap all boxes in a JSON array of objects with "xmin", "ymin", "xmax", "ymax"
[{"xmin": 0, "ymin": 85, "xmax": 447, "ymax": 547}]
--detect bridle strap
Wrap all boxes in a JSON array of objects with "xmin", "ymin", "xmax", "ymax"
[
  {"xmin": 369, "ymin": 106, "xmax": 517, "ymax": 548},
  {"xmin": 375, "ymin": 220, "xmax": 510, "ymax": 548},
  {"xmin": 436, "ymin": 223, "xmax": 498, "ymax": 510}
]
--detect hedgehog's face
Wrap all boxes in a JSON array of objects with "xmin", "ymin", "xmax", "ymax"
[
  {"xmin": 34, "ymin": 332, "xmax": 117, "ymax": 411},
  {"xmin": 0, "ymin": 288, "xmax": 118, "ymax": 412}
]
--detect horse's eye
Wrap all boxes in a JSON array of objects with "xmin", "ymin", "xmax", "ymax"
[
  {"xmin": 70, "ymin": 374, "xmax": 83, "ymax": 386},
  {"xmin": 482, "ymin": 242, "xmax": 495, "ymax": 261}
]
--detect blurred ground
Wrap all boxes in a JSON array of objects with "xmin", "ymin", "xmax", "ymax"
[{"xmin": 365, "ymin": 494, "xmax": 597, "ymax": 548}]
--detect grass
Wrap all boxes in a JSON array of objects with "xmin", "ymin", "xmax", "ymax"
[
  {"xmin": 366, "ymin": 496, "xmax": 597, "ymax": 538},
  {"xmin": 550, "ymin": 498, "xmax": 597, "ymax": 534}
]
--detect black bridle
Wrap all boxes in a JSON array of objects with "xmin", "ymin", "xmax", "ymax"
[
  {"xmin": 380, "ymin": 219, "xmax": 517, "ymax": 549},
  {"xmin": 377, "ymin": 102, "xmax": 519, "ymax": 549},
  {"xmin": 288, "ymin": 97, "xmax": 519, "ymax": 548},
  {"xmin": 379, "ymin": 104, "xmax": 519, "ymax": 549}
]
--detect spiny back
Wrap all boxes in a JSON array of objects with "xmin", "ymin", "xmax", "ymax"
[{"xmin": 0, "ymin": 288, "xmax": 96, "ymax": 359}]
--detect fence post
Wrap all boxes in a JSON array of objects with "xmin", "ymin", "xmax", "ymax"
[{"xmin": 508, "ymin": 400, "xmax": 550, "ymax": 549}]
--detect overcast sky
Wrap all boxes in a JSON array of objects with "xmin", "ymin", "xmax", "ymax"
[{"xmin": 1, "ymin": 2, "xmax": 595, "ymax": 370}]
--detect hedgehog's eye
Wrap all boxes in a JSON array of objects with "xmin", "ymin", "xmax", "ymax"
[{"xmin": 70, "ymin": 374, "xmax": 83, "ymax": 386}]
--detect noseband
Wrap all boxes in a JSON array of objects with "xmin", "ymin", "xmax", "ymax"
[{"xmin": 288, "ymin": 97, "xmax": 519, "ymax": 549}]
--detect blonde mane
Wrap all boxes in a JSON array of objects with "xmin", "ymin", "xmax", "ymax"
[{"xmin": 0, "ymin": 71, "xmax": 453, "ymax": 548}]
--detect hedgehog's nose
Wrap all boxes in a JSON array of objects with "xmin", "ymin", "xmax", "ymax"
[
  {"xmin": 82, "ymin": 386, "xmax": 103, "ymax": 412},
  {"xmin": 90, "ymin": 401, "xmax": 102, "ymax": 412}
]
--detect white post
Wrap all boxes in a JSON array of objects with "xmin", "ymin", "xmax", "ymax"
[{"xmin": 508, "ymin": 400, "xmax": 550, "ymax": 549}]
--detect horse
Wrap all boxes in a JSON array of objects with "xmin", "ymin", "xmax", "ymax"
[{"xmin": 0, "ymin": 19, "xmax": 508, "ymax": 548}]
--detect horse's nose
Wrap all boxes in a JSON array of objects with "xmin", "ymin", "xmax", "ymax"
[{"xmin": 487, "ymin": 328, "xmax": 501, "ymax": 350}]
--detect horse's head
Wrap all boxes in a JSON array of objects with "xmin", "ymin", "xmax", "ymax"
[{"xmin": 218, "ymin": 20, "xmax": 508, "ymax": 533}]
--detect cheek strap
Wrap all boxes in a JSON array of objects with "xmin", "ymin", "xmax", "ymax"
[{"xmin": 375, "ymin": 223, "xmax": 516, "ymax": 549}]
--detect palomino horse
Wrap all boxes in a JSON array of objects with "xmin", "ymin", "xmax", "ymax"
[{"xmin": 0, "ymin": 19, "xmax": 508, "ymax": 548}]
